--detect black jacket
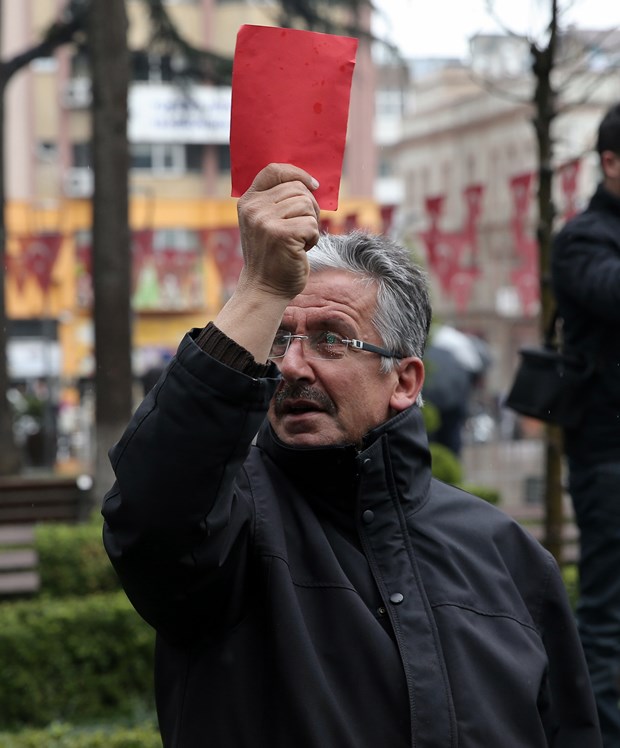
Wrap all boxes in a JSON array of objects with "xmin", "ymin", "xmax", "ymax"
[
  {"xmin": 103, "ymin": 332, "xmax": 600, "ymax": 747},
  {"xmin": 552, "ymin": 184, "xmax": 620, "ymax": 461}
]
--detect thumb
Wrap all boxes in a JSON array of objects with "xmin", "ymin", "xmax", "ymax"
[{"xmin": 248, "ymin": 163, "xmax": 320, "ymax": 194}]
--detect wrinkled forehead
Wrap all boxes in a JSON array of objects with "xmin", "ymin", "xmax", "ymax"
[{"xmin": 282, "ymin": 270, "xmax": 378, "ymax": 333}]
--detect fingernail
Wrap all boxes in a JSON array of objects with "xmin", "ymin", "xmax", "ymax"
[{"xmin": 310, "ymin": 177, "xmax": 320, "ymax": 190}]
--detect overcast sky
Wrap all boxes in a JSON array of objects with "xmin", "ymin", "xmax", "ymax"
[{"xmin": 372, "ymin": 0, "xmax": 620, "ymax": 58}]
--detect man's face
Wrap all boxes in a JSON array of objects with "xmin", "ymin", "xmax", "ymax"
[
  {"xmin": 267, "ymin": 269, "xmax": 410, "ymax": 448},
  {"xmin": 602, "ymin": 150, "xmax": 620, "ymax": 196}
]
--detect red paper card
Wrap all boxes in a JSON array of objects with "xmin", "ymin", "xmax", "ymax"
[{"xmin": 230, "ymin": 25, "xmax": 358, "ymax": 210}]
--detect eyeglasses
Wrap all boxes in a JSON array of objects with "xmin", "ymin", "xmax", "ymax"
[{"xmin": 268, "ymin": 330, "xmax": 401, "ymax": 361}]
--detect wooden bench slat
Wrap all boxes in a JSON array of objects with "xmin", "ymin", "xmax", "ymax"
[
  {"xmin": 0, "ymin": 571, "xmax": 40, "ymax": 595},
  {"xmin": 0, "ymin": 525, "xmax": 35, "ymax": 545},
  {"xmin": 0, "ymin": 506, "xmax": 80, "ymax": 523},
  {"xmin": 0, "ymin": 549, "xmax": 38, "ymax": 571}
]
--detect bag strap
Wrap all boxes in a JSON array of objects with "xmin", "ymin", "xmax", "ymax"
[{"xmin": 550, "ymin": 307, "xmax": 603, "ymax": 373}]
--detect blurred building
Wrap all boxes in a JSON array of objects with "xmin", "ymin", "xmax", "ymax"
[
  {"xmin": 2, "ymin": 0, "xmax": 380, "ymax": 380},
  {"xmin": 377, "ymin": 26, "xmax": 620, "ymax": 405},
  {"xmin": 1, "ymin": 0, "xmax": 381, "ymax": 469}
]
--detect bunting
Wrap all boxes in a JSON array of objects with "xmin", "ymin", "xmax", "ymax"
[
  {"xmin": 419, "ymin": 186, "xmax": 484, "ymax": 312},
  {"xmin": 508, "ymin": 172, "xmax": 539, "ymax": 316}
]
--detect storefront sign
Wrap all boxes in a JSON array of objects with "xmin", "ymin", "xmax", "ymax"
[{"xmin": 129, "ymin": 84, "xmax": 231, "ymax": 144}]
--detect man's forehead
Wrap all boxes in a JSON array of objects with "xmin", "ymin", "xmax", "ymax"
[{"xmin": 283, "ymin": 271, "xmax": 377, "ymax": 327}]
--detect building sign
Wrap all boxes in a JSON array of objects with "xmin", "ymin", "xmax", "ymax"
[{"xmin": 129, "ymin": 83, "xmax": 231, "ymax": 144}]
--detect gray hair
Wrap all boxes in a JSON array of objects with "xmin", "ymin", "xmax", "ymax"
[{"xmin": 307, "ymin": 231, "xmax": 432, "ymax": 374}]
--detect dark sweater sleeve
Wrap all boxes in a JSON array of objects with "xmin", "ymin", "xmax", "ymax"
[{"xmin": 194, "ymin": 321, "xmax": 273, "ymax": 379}]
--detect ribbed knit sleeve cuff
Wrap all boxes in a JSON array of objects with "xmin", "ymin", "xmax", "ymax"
[{"xmin": 193, "ymin": 322, "xmax": 273, "ymax": 378}]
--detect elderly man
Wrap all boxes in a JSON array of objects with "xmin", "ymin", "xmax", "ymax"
[{"xmin": 103, "ymin": 164, "xmax": 600, "ymax": 747}]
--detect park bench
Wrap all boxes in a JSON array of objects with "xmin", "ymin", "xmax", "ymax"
[
  {"xmin": 0, "ymin": 474, "xmax": 93, "ymax": 597},
  {"xmin": 0, "ymin": 524, "xmax": 39, "ymax": 596}
]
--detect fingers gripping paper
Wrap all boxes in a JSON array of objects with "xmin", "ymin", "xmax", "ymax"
[{"xmin": 230, "ymin": 25, "xmax": 359, "ymax": 210}]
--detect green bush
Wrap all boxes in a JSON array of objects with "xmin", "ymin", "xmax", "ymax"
[
  {"xmin": 0, "ymin": 592, "xmax": 154, "ymax": 729},
  {"xmin": 430, "ymin": 442, "xmax": 501, "ymax": 505},
  {"xmin": 460, "ymin": 483, "xmax": 501, "ymax": 505},
  {"xmin": 0, "ymin": 721, "xmax": 161, "ymax": 748},
  {"xmin": 429, "ymin": 442, "xmax": 463, "ymax": 485},
  {"xmin": 562, "ymin": 563, "xmax": 579, "ymax": 611},
  {"xmin": 421, "ymin": 401, "xmax": 441, "ymax": 435},
  {"xmin": 35, "ymin": 519, "xmax": 119, "ymax": 597}
]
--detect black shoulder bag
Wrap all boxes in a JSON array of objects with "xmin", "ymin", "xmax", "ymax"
[{"xmin": 505, "ymin": 310, "xmax": 595, "ymax": 428}]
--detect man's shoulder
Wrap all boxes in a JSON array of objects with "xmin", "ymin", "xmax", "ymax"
[
  {"xmin": 556, "ymin": 189, "xmax": 620, "ymax": 246},
  {"xmin": 415, "ymin": 480, "xmax": 555, "ymax": 607},
  {"xmin": 424, "ymin": 479, "xmax": 545, "ymax": 554},
  {"xmin": 556, "ymin": 208, "xmax": 611, "ymax": 242}
]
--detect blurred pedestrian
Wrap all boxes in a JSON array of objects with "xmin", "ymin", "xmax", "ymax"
[{"xmin": 552, "ymin": 101, "xmax": 620, "ymax": 747}]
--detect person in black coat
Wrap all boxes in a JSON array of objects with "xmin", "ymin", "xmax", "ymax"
[
  {"xmin": 552, "ymin": 102, "xmax": 620, "ymax": 747},
  {"xmin": 103, "ymin": 163, "xmax": 601, "ymax": 747}
]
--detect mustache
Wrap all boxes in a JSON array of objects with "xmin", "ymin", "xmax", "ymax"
[{"xmin": 273, "ymin": 383, "xmax": 336, "ymax": 416}]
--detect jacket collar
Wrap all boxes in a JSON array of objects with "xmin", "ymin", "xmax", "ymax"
[{"xmin": 256, "ymin": 405, "xmax": 432, "ymax": 514}]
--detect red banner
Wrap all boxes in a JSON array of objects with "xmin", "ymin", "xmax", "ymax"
[
  {"xmin": 559, "ymin": 159, "xmax": 581, "ymax": 221},
  {"xmin": 19, "ymin": 232, "xmax": 63, "ymax": 293},
  {"xmin": 419, "ymin": 186, "xmax": 484, "ymax": 311},
  {"xmin": 380, "ymin": 205, "xmax": 396, "ymax": 235},
  {"xmin": 508, "ymin": 172, "xmax": 539, "ymax": 315},
  {"xmin": 131, "ymin": 229, "xmax": 155, "ymax": 295},
  {"xmin": 201, "ymin": 227, "xmax": 244, "ymax": 302}
]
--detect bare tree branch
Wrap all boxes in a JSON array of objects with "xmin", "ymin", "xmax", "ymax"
[{"xmin": 0, "ymin": 3, "xmax": 86, "ymax": 87}]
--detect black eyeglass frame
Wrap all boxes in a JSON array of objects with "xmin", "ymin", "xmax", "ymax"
[{"xmin": 267, "ymin": 332, "xmax": 401, "ymax": 361}]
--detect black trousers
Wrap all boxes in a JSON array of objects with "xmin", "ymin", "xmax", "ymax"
[{"xmin": 569, "ymin": 457, "xmax": 620, "ymax": 748}]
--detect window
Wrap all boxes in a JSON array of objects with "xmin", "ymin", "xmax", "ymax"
[
  {"xmin": 154, "ymin": 228, "xmax": 200, "ymax": 252},
  {"xmin": 378, "ymin": 156, "xmax": 392, "ymax": 178},
  {"xmin": 36, "ymin": 142, "xmax": 58, "ymax": 163},
  {"xmin": 131, "ymin": 144, "xmax": 153, "ymax": 170},
  {"xmin": 185, "ymin": 144, "xmax": 204, "ymax": 173},
  {"xmin": 72, "ymin": 142, "xmax": 92, "ymax": 169},
  {"xmin": 131, "ymin": 52, "xmax": 178, "ymax": 83},
  {"xmin": 130, "ymin": 144, "xmax": 185, "ymax": 174},
  {"xmin": 70, "ymin": 52, "xmax": 90, "ymax": 78},
  {"xmin": 376, "ymin": 90, "xmax": 404, "ymax": 118},
  {"xmin": 31, "ymin": 57, "xmax": 58, "ymax": 73},
  {"xmin": 216, "ymin": 144, "xmax": 230, "ymax": 173}
]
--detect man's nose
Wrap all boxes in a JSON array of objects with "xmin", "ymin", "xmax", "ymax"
[{"xmin": 277, "ymin": 338, "xmax": 315, "ymax": 379}]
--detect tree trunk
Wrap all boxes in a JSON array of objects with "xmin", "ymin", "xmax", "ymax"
[
  {"xmin": 88, "ymin": 0, "xmax": 132, "ymax": 505},
  {"xmin": 532, "ymin": 0, "xmax": 564, "ymax": 564},
  {"xmin": 0, "ymin": 72, "xmax": 22, "ymax": 475},
  {"xmin": 0, "ymin": 0, "xmax": 23, "ymax": 474}
]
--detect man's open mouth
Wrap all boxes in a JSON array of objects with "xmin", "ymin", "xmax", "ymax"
[{"xmin": 281, "ymin": 400, "xmax": 324, "ymax": 415}]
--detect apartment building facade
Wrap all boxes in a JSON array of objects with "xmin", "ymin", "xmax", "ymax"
[
  {"xmin": 381, "ymin": 30, "xmax": 620, "ymax": 404},
  {"xmin": 1, "ymin": 0, "xmax": 379, "ymax": 468},
  {"xmin": 2, "ymin": 0, "xmax": 380, "ymax": 378}
]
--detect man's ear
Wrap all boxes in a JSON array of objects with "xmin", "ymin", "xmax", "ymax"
[{"xmin": 390, "ymin": 357, "xmax": 425, "ymax": 413}]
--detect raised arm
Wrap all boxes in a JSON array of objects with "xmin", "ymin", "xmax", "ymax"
[
  {"xmin": 215, "ymin": 163, "xmax": 320, "ymax": 361},
  {"xmin": 102, "ymin": 164, "xmax": 320, "ymax": 639}
]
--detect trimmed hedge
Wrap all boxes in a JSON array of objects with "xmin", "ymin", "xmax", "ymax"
[
  {"xmin": 0, "ymin": 591, "xmax": 154, "ymax": 729},
  {"xmin": 35, "ymin": 518, "xmax": 119, "ymax": 597},
  {"xmin": 429, "ymin": 442, "xmax": 463, "ymax": 485},
  {"xmin": 0, "ymin": 721, "xmax": 161, "ymax": 748},
  {"xmin": 562, "ymin": 563, "xmax": 579, "ymax": 610}
]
